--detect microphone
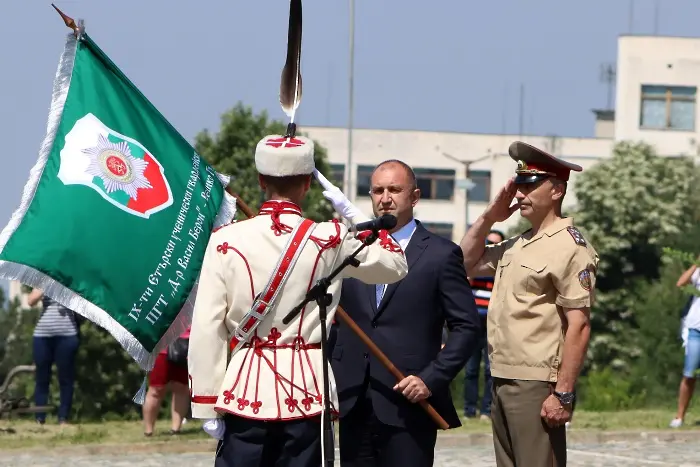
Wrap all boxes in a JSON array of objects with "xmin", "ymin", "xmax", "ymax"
[{"xmin": 349, "ymin": 214, "xmax": 397, "ymax": 233}]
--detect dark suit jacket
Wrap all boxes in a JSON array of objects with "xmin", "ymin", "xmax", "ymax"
[{"xmin": 331, "ymin": 220, "xmax": 481, "ymax": 431}]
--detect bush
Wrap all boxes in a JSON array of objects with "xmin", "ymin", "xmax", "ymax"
[{"xmin": 577, "ymin": 367, "xmax": 645, "ymax": 411}]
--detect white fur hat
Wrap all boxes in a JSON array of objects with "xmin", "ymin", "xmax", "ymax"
[{"xmin": 255, "ymin": 134, "xmax": 315, "ymax": 177}]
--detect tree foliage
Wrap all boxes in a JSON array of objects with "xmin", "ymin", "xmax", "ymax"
[
  {"xmin": 194, "ymin": 102, "xmax": 335, "ymax": 222},
  {"xmin": 572, "ymin": 141, "xmax": 700, "ymax": 371}
]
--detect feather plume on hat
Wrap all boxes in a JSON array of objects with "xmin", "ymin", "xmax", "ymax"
[{"xmin": 280, "ymin": 0, "xmax": 302, "ymax": 128}]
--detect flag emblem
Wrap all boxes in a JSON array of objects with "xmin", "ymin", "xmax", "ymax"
[{"xmin": 58, "ymin": 113, "xmax": 173, "ymax": 218}]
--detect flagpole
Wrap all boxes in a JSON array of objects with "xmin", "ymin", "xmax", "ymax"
[{"xmin": 227, "ymin": 188, "xmax": 450, "ymax": 430}]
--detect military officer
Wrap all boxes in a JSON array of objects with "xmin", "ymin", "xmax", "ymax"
[
  {"xmin": 187, "ymin": 133, "xmax": 408, "ymax": 467},
  {"xmin": 459, "ymin": 141, "xmax": 598, "ymax": 467}
]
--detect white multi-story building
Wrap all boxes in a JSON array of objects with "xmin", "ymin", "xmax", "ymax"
[{"xmin": 304, "ymin": 33, "xmax": 700, "ymax": 243}]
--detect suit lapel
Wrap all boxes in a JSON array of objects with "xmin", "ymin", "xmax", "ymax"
[
  {"xmin": 375, "ymin": 222, "xmax": 430, "ymax": 317},
  {"xmin": 366, "ymin": 281, "xmax": 378, "ymax": 314}
]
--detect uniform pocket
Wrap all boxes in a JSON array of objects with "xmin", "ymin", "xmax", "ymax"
[{"xmin": 519, "ymin": 261, "xmax": 548, "ymax": 295}]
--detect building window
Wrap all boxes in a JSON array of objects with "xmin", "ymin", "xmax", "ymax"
[
  {"xmin": 640, "ymin": 85, "xmax": 696, "ymax": 131},
  {"xmin": 466, "ymin": 170, "xmax": 491, "ymax": 202},
  {"xmin": 422, "ymin": 222, "xmax": 453, "ymax": 240},
  {"xmin": 330, "ymin": 163, "xmax": 345, "ymax": 187},
  {"xmin": 415, "ymin": 168, "xmax": 455, "ymax": 201},
  {"xmin": 356, "ymin": 165, "xmax": 374, "ymax": 197}
]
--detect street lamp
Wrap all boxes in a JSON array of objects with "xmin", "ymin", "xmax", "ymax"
[{"xmin": 442, "ymin": 152, "xmax": 492, "ymax": 232}]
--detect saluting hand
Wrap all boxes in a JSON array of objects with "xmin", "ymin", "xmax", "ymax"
[
  {"xmin": 394, "ymin": 375, "xmax": 431, "ymax": 403},
  {"xmin": 313, "ymin": 169, "xmax": 362, "ymax": 220},
  {"xmin": 482, "ymin": 177, "xmax": 519, "ymax": 223},
  {"xmin": 540, "ymin": 394, "xmax": 572, "ymax": 427}
]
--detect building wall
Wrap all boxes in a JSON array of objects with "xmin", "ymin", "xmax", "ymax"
[
  {"xmin": 8, "ymin": 279, "xmax": 31, "ymax": 309},
  {"xmin": 615, "ymin": 35, "xmax": 700, "ymax": 157},
  {"xmin": 303, "ymin": 126, "xmax": 614, "ymax": 241}
]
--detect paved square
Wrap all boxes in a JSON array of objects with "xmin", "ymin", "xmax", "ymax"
[{"xmin": 1, "ymin": 439, "xmax": 699, "ymax": 466}]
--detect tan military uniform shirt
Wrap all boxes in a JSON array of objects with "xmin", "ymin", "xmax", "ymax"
[
  {"xmin": 187, "ymin": 200, "xmax": 408, "ymax": 421},
  {"xmin": 475, "ymin": 217, "xmax": 598, "ymax": 382}
]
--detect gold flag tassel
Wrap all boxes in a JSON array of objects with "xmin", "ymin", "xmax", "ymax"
[{"xmin": 279, "ymin": 0, "xmax": 303, "ymax": 138}]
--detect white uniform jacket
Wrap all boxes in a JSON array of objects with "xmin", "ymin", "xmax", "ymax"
[{"xmin": 188, "ymin": 200, "xmax": 408, "ymax": 421}]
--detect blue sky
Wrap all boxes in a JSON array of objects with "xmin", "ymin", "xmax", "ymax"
[{"xmin": 0, "ymin": 0, "xmax": 697, "ymax": 296}]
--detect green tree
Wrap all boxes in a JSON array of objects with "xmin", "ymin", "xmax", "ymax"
[
  {"xmin": 572, "ymin": 141, "xmax": 700, "ymax": 371},
  {"xmin": 194, "ymin": 103, "xmax": 335, "ymax": 222}
]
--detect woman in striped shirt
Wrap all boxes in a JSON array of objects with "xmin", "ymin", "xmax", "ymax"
[{"xmin": 28, "ymin": 289, "xmax": 81, "ymax": 425}]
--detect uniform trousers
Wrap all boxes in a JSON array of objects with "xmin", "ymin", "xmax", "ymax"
[
  {"xmin": 339, "ymin": 391, "xmax": 438, "ymax": 467},
  {"xmin": 215, "ymin": 413, "xmax": 322, "ymax": 467},
  {"xmin": 491, "ymin": 378, "xmax": 567, "ymax": 467}
]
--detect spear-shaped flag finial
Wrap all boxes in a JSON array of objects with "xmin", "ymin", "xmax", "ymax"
[
  {"xmin": 279, "ymin": 0, "xmax": 302, "ymax": 136},
  {"xmin": 51, "ymin": 3, "xmax": 78, "ymax": 33}
]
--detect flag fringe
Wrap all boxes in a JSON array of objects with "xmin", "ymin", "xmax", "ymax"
[{"xmin": 0, "ymin": 32, "xmax": 77, "ymax": 253}]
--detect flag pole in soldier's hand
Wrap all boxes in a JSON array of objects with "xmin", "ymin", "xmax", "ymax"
[{"xmin": 225, "ymin": 188, "xmax": 449, "ymax": 430}]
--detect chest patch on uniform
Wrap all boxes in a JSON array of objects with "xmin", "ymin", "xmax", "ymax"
[
  {"xmin": 578, "ymin": 269, "xmax": 592, "ymax": 291},
  {"xmin": 567, "ymin": 226, "xmax": 586, "ymax": 246}
]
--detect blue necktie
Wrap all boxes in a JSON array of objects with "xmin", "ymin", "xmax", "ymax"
[{"xmin": 376, "ymin": 284, "xmax": 386, "ymax": 306}]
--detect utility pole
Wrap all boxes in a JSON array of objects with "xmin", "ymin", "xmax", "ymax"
[{"xmin": 346, "ymin": 0, "xmax": 356, "ymax": 201}]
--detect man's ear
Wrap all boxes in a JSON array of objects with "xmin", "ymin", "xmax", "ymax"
[
  {"xmin": 551, "ymin": 180, "xmax": 566, "ymax": 201},
  {"xmin": 258, "ymin": 174, "xmax": 266, "ymax": 190},
  {"xmin": 411, "ymin": 188, "xmax": 421, "ymax": 207}
]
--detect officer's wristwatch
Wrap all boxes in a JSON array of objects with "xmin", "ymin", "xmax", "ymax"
[{"xmin": 553, "ymin": 391, "xmax": 575, "ymax": 406}]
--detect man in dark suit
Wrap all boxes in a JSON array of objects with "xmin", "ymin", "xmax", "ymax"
[{"xmin": 323, "ymin": 159, "xmax": 481, "ymax": 467}]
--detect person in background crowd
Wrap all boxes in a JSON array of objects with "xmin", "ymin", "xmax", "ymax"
[
  {"xmin": 463, "ymin": 229, "xmax": 504, "ymax": 421},
  {"xmin": 670, "ymin": 256, "xmax": 700, "ymax": 428},
  {"xmin": 28, "ymin": 288, "xmax": 82, "ymax": 425},
  {"xmin": 142, "ymin": 327, "xmax": 191, "ymax": 436}
]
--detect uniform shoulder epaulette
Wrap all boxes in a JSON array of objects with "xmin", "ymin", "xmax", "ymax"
[{"xmin": 566, "ymin": 226, "xmax": 586, "ymax": 246}]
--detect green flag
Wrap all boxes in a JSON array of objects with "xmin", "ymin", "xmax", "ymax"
[{"xmin": 0, "ymin": 30, "xmax": 237, "ymax": 370}]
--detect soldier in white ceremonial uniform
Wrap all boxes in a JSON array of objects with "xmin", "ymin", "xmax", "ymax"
[{"xmin": 187, "ymin": 133, "xmax": 409, "ymax": 467}]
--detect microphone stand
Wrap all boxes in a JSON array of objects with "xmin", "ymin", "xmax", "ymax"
[{"xmin": 283, "ymin": 229, "xmax": 380, "ymax": 467}]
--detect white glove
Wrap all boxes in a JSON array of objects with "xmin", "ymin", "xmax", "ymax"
[
  {"xmin": 313, "ymin": 169, "xmax": 362, "ymax": 220},
  {"xmin": 202, "ymin": 418, "xmax": 225, "ymax": 440}
]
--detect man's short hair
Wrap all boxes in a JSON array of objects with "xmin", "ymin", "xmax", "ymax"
[
  {"xmin": 488, "ymin": 229, "xmax": 505, "ymax": 242},
  {"xmin": 260, "ymin": 173, "xmax": 310, "ymax": 196},
  {"xmin": 372, "ymin": 159, "xmax": 417, "ymax": 190}
]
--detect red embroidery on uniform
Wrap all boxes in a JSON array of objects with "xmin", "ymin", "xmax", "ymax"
[
  {"xmin": 268, "ymin": 328, "xmax": 282, "ymax": 343},
  {"xmin": 301, "ymin": 396, "xmax": 314, "ymax": 411},
  {"xmin": 285, "ymin": 396, "xmax": 300, "ymax": 412},
  {"xmin": 258, "ymin": 201, "xmax": 301, "ymax": 235},
  {"xmin": 217, "ymin": 244, "xmax": 255, "ymax": 301},
  {"xmin": 310, "ymin": 219, "xmax": 342, "ymax": 250},
  {"xmin": 191, "ymin": 395, "xmax": 218, "ymax": 404},
  {"xmin": 355, "ymin": 229, "xmax": 403, "ymax": 253}
]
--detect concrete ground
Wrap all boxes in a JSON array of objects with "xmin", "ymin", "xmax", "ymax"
[{"xmin": 1, "ymin": 431, "xmax": 699, "ymax": 466}]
